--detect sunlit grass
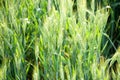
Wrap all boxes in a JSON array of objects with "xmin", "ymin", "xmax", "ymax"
[{"xmin": 0, "ymin": 0, "xmax": 119, "ymax": 80}]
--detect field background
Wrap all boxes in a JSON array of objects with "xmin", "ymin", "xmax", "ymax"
[{"xmin": 0, "ymin": 0, "xmax": 120, "ymax": 80}]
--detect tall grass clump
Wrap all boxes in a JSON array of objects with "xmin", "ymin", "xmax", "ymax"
[{"xmin": 0, "ymin": 0, "xmax": 119, "ymax": 80}]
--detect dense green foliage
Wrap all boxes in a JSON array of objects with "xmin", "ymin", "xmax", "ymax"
[{"xmin": 0, "ymin": 0, "xmax": 120, "ymax": 80}]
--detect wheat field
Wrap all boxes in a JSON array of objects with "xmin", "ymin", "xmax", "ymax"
[{"xmin": 0, "ymin": 0, "xmax": 120, "ymax": 80}]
